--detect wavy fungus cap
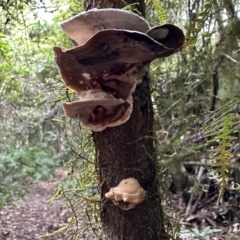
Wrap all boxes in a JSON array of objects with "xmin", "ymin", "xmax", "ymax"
[
  {"xmin": 60, "ymin": 8, "xmax": 150, "ymax": 46},
  {"xmin": 54, "ymin": 8, "xmax": 185, "ymax": 131},
  {"xmin": 105, "ymin": 178, "xmax": 147, "ymax": 210}
]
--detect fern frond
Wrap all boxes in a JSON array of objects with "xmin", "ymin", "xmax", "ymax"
[
  {"xmin": 207, "ymin": 114, "xmax": 236, "ymax": 204},
  {"xmin": 122, "ymin": 3, "xmax": 141, "ymax": 15},
  {"xmin": 203, "ymin": 98, "xmax": 240, "ymax": 203},
  {"xmin": 146, "ymin": 0, "xmax": 166, "ymax": 24},
  {"xmin": 184, "ymin": 0, "xmax": 212, "ymax": 47},
  {"xmin": 204, "ymin": 97, "xmax": 240, "ymax": 137}
]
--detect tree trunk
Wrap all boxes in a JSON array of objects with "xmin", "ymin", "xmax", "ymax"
[
  {"xmin": 84, "ymin": 0, "xmax": 145, "ymax": 16},
  {"xmin": 84, "ymin": 1, "xmax": 168, "ymax": 239}
]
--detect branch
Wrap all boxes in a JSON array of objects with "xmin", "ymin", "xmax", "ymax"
[{"xmin": 164, "ymin": 140, "xmax": 218, "ymax": 165}]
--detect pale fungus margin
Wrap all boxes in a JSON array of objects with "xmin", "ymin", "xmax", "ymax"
[{"xmin": 105, "ymin": 178, "xmax": 147, "ymax": 211}]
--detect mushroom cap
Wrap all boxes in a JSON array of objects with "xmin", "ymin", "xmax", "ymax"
[
  {"xmin": 54, "ymin": 9, "xmax": 185, "ymax": 131},
  {"xmin": 115, "ymin": 178, "xmax": 144, "ymax": 193},
  {"xmin": 61, "ymin": 8, "xmax": 150, "ymax": 46},
  {"xmin": 62, "ymin": 89, "xmax": 132, "ymax": 132},
  {"xmin": 146, "ymin": 24, "xmax": 185, "ymax": 49},
  {"xmin": 62, "ymin": 89, "xmax": 125, "ymax": 118},
  {"xmin": 53, "ymin": 27, "xmax": 184, "ymax": 93},
  {"xmin": 105, "ymin": 178, "xmax": 147, "ymax": 210}
]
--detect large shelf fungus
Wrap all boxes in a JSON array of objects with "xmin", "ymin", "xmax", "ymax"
[
  {"xmin": 54, "ymin": 8, "xmax": 185, "ymax": 131},
  {"xmin": 62, "ymin": 89, "xmax": 132, "ymax": 131},
  {"xmin": 105, "ymin": 178, "xmax": 147, "ymax": 210}
]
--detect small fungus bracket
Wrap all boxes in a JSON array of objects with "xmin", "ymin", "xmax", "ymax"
[
  {"xmin": 54, "ymin": 8, "xmax": 185, "ymax": 131},
  {"xmin": 105, "ymin": 178, "xmax": 147, "ymax": 210}
]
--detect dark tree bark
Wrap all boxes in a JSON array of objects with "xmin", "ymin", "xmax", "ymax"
[{"xmin": 84, "ymin": 0, "xmax": 168, "ymax": 239}]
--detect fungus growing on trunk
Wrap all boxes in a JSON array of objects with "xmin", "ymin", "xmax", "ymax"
[
  {"xmin": 105, "ymin": 178, "xmax": 147, "ymax": 210},
  {"xmin": 54, "ymin": 8, "xmax": 185, "ymax": 131},
  {"xmin": 62, "ymin": 89, "xmax": 131, "ymax": 132},
  {"xmin": 60, "ymin": 8, "xmax": 150, "ymax": 46}
]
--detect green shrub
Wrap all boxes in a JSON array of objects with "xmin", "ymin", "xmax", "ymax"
[{"xmin": 0, "ymin": 146, "xmax": 58, "ymax": 207}]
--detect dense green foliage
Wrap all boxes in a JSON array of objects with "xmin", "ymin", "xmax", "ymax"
[
  {"xmin": 0, "ymin": 146, "xmax": 57, "ymax": 207},
  {"xmin": 0, "ymin": 0, "xmax": 84, "ymax": 206}
]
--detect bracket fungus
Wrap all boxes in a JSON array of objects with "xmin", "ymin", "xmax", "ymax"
[
  {"xmin": 54, "ymin": 8, "xmax": 185, "ymax": 131},
  {"xmin": 105, "ymin": 178, "xmax": 147, "ymax": 210}
]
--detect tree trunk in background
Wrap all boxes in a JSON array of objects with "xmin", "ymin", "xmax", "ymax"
[
  {"xmin": 84, "ymin": 0, "xmax": 168, "ymax": 239},
  {"xmin": 84, "ymin": 0, "xmax": 145, "ymax": 16},
  {"xmin": 213, "ymin": 0, "xmax": 240, "ymax": 103}
]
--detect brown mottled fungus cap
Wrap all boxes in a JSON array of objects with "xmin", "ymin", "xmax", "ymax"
[
  {"xmin": 146, "ymin": 24, "xmax": 185, "ymax": 51},
  {"xmin": 54, "ymin": 9, "xmax": 185, "ymax": 131},
  {"xmin": 62, "ymin": 89, "xmax": 132, "ymax": 132}
]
